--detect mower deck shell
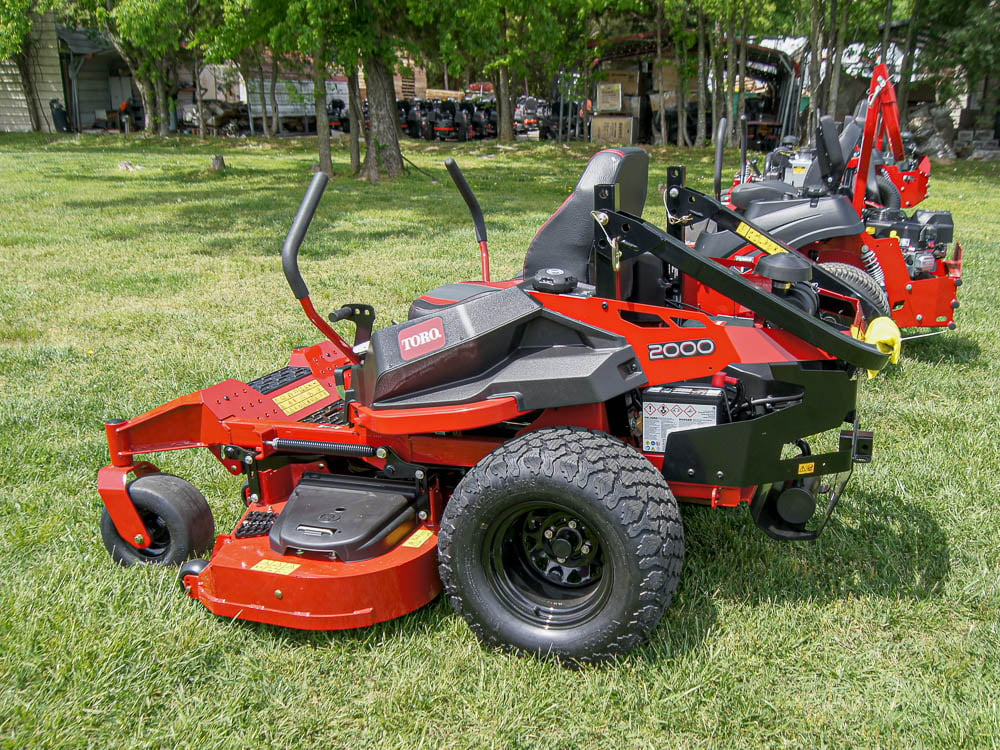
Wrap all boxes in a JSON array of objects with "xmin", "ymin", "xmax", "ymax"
[{"xmin": 186, "ymin": 510, "xmax": 441, "ymax": 630}]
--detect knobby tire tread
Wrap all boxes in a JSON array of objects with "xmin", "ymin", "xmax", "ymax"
[
  {"xmin": 438, "ymin": 427, "xmax": 683, "ymax": 663},
  {"xmin": 819, "ymin": 261, "xmax": 891, "ymax": 317}
]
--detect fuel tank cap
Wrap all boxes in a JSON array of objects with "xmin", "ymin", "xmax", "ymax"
[{"xmin": 532, "ymin": 267, "xmax": 579, "ymax": 293}]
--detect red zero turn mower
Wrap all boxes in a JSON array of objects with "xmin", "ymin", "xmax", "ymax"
[
  {"xmin": 716, "ymin": 64, "xmax": 963, "ymax": 332},
  {"xmin": 98, "ymin": 149, "xmax": 889, "ymax": 662}
]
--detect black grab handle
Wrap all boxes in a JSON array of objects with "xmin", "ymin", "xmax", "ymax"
[
  {"xmin": 445, "ymin": 158, "xmax": 487, "ymax": 244},
  {"xmin": 282, "ymin": 172, "xmax": 329, "ymax": 300}
]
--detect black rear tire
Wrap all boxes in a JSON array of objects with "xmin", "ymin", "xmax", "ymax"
[
  {"xmin": 100, "ymin": 473, "xmax": 215, "ymax": 566},
  {"xmin": 819, "ymin": 261, "xmax": 891, "ymax": 317},
  {"xmin": 438, "ymin": 427, "xmax": 683, "ymax": 663}
]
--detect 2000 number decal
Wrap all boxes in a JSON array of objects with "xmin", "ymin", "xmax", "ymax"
[{"xmin": 647, "ymin": 339, "xmax": 716, "ymax": 360}]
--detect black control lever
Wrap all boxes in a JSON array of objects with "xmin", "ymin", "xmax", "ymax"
[
  {"xmin": 329, "ymin": 304, "xmax": 376, "ymax": 347},
  {"xmin": 445, "ymin": 157, "xmax": 491, "ymax": 281}
]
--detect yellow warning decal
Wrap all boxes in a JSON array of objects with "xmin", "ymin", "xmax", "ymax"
[
  {"xmin": 252, "ymin": 559, "xmax": 300, "ymax": 575},
  {"xmin": 402, "ymin": 529, "xmax": 434, "ymax": 549},
  {"xmin": 735, "ymin": 221, "xmax": 787, "ymax": 256},
  {"xmin": 798, "ymin": 461, "xmax": 816, "ymax": 476},
  {"xmin": 273, "ymin": 379, "xmax": 328, "ymax": 415}
]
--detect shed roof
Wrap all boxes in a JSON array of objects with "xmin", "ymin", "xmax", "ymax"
[{"xmin": 56, "ymin": 24, "xmax": 113, "ymax": 56}]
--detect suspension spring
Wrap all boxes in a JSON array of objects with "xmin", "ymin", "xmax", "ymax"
[
  {"xmin": 861, "ymin": 245, "xmax": 887, "ymax": 289},
  {"xmin": 266, "ymin": 438, "xmax": 383, "ymax": 458}
]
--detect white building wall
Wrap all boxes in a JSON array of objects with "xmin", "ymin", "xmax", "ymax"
[{"xmin": 0, "ymin": 12, "xmax": 66, "ymax": 133}]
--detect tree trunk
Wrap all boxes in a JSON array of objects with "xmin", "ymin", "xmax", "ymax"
[
  {"xmin": 725, "ymin": 0, "xmax": 738, "ymax": 145},
  {"xmin": 270, "ymin": 58, "xmax": 280, "ymax": 135},
  {"xmin": 737, "ymin": 1, "xmax": 748, "ymax": 147},
  {"xmin": 897, "ymin": 0, "xmax": 923, "ymax": 125},
  {"xmin": 136, "ymin": 76, "xmax": 152, "ymax": 131},
  {"xmin": 711, "ymin": 17, "xmax": 724, "ymax": 144},
  {"xmin": 257, "ymin": 58, "xmax": 270, "ymax": 137},
  {"xmin": 827, "ymin": 0, "xmax": 849, "ymax": 119},
  {"xmin": 347, "ymin": 67, "xmax": 363, "ymax": 176},
  {"xmin": 361, "ymin": 53, "xmax": 404, "ymax": 181},
  {"xmin": 313, "ymin": 44, "xmax": 333, "ymax": 177},
  {"xmin": 825, "ymin": 0, "xmax": 840, "ymax": 117},
  {"xmin": 497, "ymin": 8, "xmax": 515, "ymax": 143},
  {"xmin": 154, "ymin": 71, "xmax": 170, "ymax": 136},
  {"xmin": 880, "ymin": 0, "xmax": 894, "ymax": 62},
  {"xmin": 194, "ymin": 54, "xmax": 205, "ymax": 139},
  {"xmin": 675, "ymin": 50, "xmax": 689, "ymax": 147},
  {"xmin": 14, "ymin": 53, "xmax": 42, "ymax": 131},
  {"xmin": 807, "ymin": 0, "xmax": 824, "ymax": 134},
  {"xmin": 498, "ymin": 63, "xmax": 514, "ymax": 142},
  {"xmin": 696, "ymin": 8, "xmax": 707, "ymax": 146},
  {"xmin": 655, "ymin": 2, "xmax": 666, "ymax": 146}
]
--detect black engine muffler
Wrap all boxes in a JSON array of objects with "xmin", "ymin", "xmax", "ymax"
[{"xmin": 751, "ymin": 479, "xmax": 820, "ymax": 541}]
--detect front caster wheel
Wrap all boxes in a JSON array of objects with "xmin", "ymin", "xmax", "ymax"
[
  {"xmin": 100, "ymin": 473, "xmax": 215, "ymax": 566},
  {"xmin": 438, "ymin": 427, "xmax": 684, "ymax": 663},
  {"xmin": 179, "ymin": 558, "xmax": 210, "ymax": 590}
]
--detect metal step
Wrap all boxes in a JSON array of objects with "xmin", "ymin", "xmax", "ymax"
[{"xmin": 248, "ymin": 366, "xmax": 313, "ymax": 395}]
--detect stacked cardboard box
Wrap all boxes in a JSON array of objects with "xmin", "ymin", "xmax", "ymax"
[
  {"xmin": 592, "ymin": 67, "xmax": 640, "ymax": 144},
  {"xmin": 653, "ymin": 62, "xmax": 679, "ymax": 94},
  {"xmin": 602, "ymin": 70, "xmax": 640, "ymax": 96},
  {"xmin": 595, "ymin": 83, "xmax": 623, "ymax": 114},
  {"xmin": 591, "ymin": 115, "xmax": 636, "ymax": 144}
]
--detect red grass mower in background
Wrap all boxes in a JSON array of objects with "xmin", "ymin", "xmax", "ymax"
[
  {"xmin": 713, "ymin": 63, "xmax": 963, "ymax": 334},
  {"xmin": 98, "ymin": 149, "xmax": 889, "ymax": 662}
]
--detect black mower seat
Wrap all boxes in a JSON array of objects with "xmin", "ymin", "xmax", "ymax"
[
  {"xmin": 408, "ymin": 279, "xmax": 521, "ymax": 319},
  {"xmin": 802, "ymin": 114, "xmax": 865, "ymax": 192},
  {"xmin": 410, "ymin": 148, "xmax": 650, "ymax": 320},
  {"xmin": 733, "ymin": 116, "xmax": 866, "ymax": 212},
  {"xmin": 730, "ymin": 180, "xmax": 798, "ymax": 209},
  {"xmin": 522, "ymin": 147, "xmax": 649, "ymax": 280}
]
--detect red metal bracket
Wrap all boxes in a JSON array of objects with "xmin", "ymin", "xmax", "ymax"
[{"xmin": 97, "ymin": 461, "xmax": 160, "ymax": 548}]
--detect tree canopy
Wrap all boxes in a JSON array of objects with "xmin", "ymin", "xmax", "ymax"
[{"xmin": 5, "ymin": 0, "xmax": 996, "ymax": 175}]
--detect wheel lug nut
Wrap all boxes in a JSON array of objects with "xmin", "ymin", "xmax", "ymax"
[
  {"xmin": 568, "ymin": 520, "xmax": 577, "ymax": 529},
  {"xmin": 557, "ymin": 557, "xmax": 566, "ymax": 564},
  {"xmin": 581, "ymin": 543, "xmax": 591, "ymax": 554},
  {"xmin": 544, "ymin": 529, "xmax": 554, "ymax": 539}
]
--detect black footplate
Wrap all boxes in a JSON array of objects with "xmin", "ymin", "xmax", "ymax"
[
  {"xmin": 248, "ymin": 366, "xmax": 312, "ymax": 395},
  {"xmin": 300, "ymin": 400, "xmax": 345, "ymax": 425},
  {"xmin": 268, "ymin": 473, "xmax": 417, "ymax": 562},
  {"xmin": 235, "ymin": 511, "xmax": 278, "ymax": 538}
]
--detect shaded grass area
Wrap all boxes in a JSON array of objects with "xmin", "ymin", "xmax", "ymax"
[{"xmin": 1, "ymin": 132, "xmax": 998, "ymax": 747}]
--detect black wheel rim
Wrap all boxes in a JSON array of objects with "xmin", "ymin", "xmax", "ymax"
[
  {"xmin": 135, "ymin": 509, "xmax": 171, "ymax": 559},
  {"xmin": 483, "ymin": 500, "xmax": 612, "ymax": 628}
]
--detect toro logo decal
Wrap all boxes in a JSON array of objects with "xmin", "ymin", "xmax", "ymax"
[
  {"xmin": 648, "ymin": 338, "xmax": 716, "ymax": 360},
  {"xmin": 398, "ymin": 317, "xmax": 446, "ymax": 361}
]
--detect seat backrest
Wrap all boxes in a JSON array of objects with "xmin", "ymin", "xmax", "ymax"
[
  {"xmin": 803, "ymin": 115, "xmax": 846, "ymax": 190},
  {"xmin": 522, "ymin": 147, "xmax": 649, "ymax": 281},
  {"xmin": 802, "ymin": 115, "xmax": 865, "ymax": 190}
]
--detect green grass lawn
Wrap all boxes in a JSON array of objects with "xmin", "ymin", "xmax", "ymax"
[{"xmin": 1, "ymin": 132, "xmax": 998, "ymax": 747}]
